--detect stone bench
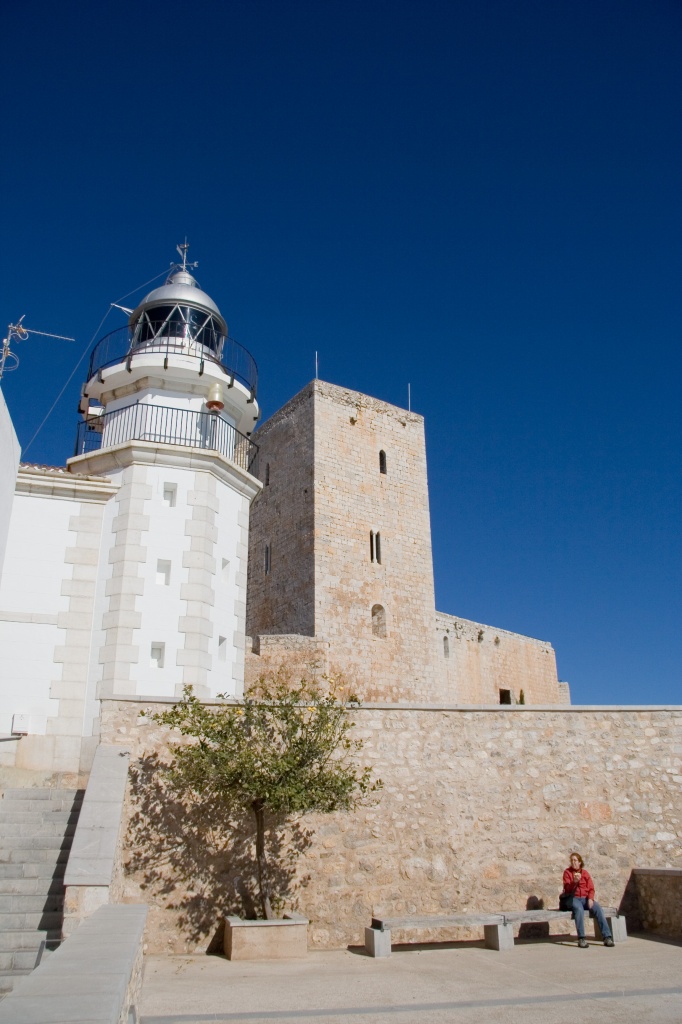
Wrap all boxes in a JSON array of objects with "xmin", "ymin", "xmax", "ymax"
[
  {"xmin": 365, "ymin": 908, "xmax": 627, "ymax": 956},
  {"xmin": 0, "ymin": 903, "xmax": 148, "ymax": 1024}
]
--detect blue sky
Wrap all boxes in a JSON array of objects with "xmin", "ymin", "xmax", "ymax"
[{"xmin": 1, "ymin": 0, "xmax": 680, "ymax": 704}]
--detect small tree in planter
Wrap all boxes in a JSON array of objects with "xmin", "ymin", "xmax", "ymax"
[{"xmin": 149, "ymin": 674, "xmax": 380, "ymax": 920}]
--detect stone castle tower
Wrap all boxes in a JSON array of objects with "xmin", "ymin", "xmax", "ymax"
[
  {"xmin": 246, "ymin": 379, "xmax": 568, "ymax": 705},
  {"xmin": 246, "ymin": 380, "xmax": 438, "ymax": 701}
]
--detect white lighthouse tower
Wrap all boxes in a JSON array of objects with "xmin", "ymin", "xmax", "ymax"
[{"xmin": 0, "ymin": 247, "xmax": 262, "ymax": 777}]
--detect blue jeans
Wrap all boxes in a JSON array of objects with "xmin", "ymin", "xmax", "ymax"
[{"xmin": 572, "ymin": 897, "xmax": 611, "ymax": 940}]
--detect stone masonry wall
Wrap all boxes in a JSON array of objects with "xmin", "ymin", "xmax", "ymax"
[
  {"xmin": 246, "ymin": 384, "xmax": 315, "ymax": 638},
  {"xmin": 632, "ymin": 869, "xmax": 682, "ymax": 939},
  {"xmin": 435, "ymin": 612, "xmax": 564, "ymax": 705},
  {"xmin": 312, "ymin": 382, "xmax": 439, "ymax": 702},
  {"xmin": 101, "ymin": 699, "xmax": 682, "ymax": 953}
]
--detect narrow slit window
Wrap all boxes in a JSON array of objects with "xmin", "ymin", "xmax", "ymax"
[
  {"xmin": 499, "ymin": 689, "xmax": 512, "ymax": 705},
  {"xmin": 156, "ymin": 559, "xmax": 171, "ymax": 586},
  {"xmin": 379, "ymin": 450, "xmax": 387, "ymax": 475},
  {"xmin": 443, "ymin": 635, "xmax": 449, "ymax": 658},
  {"xmin": 162, "ymin": 483, "xmax": 177, "ymax": 507},
  {"xmin": 265, "ymin": 463, "xmax": 270, "ymax": 486},
  {"xmin": 151, "ymin": 643, "xmax": 165, "ymax": 669},
  {"xmin": 264, "ymin": 544, "xmax": 271, "ymax": 575},
  {"xmin": 375, "ymin": 532, "xmax": 382, "ymax": 564},
  {"xmin": 369, "ymin": 531, "xmax": 375, "ymax": 563},
  {"xmin": 371, "ymin": 604, "xmax": 387, "ymax": 638}
]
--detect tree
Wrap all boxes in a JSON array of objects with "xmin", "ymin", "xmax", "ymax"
[{"xmin": 148, "ymin": 675, "xmax": 380, "ymax": 919}]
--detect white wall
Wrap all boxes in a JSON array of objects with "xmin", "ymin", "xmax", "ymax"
[
  {"xmin": 0, "ymin": 387, "xmax": 20, "ymax": 579},
  {"xmin": 0, "ymin": 492, "xmax": 75, "ymax": 736}
]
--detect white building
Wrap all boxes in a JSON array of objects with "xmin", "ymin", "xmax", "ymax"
[{"xmin": 0, "ymin": 253, "xmax": 262, "ymax": 778}]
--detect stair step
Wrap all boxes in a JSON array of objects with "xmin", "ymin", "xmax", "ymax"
[
  {"xmin": 0, "ymin": 835, "xmax": 73, "ymax": 852},
  {"xmin": 0, "ymin": 948, "xmax": 42, "ymax": 971},
  {"xmin": 0, "ymin": 862, "xmax": 66, "ymax": 880},
  {"xmin": 0, "ymin": 823, "xmax": 77, "ymax": 839},
  {"xmin": 0, "ymin": 894, "xmax": 63, "ymax": 914},
  {"xmin": 0, "ymin": 911, "xmax": 63, "ymax": 931},
  {"xmin": 0, "ymin": 811, "xmax": 80, "ymax": 825},
  {"xmin": 0, "ymin": 968, "xmax": 33, "ymax": 993},
  {"xmin": 1, "ymin": 789, "xmax": 81, "ymax": 802},
  {"xmin": 0, "ymin": 877, "xmax": 64, "ymax": 896},
  {"xmin": 0, "ymin": 929, "xmax": 60, "ymax": 951}
]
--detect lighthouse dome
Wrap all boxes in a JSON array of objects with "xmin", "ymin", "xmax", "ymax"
[
  {"xmin": 129, "ymin": 268, "xmax": 227, "ymax": 334},
  {"xmin": 128, "ymin": 267, "xmax": 227, "ymax": 357}
]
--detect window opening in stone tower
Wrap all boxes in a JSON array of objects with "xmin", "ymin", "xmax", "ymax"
[
  {"xmin": 443, "ymin": 635, "xmax": 449, "ymax": 658},
  {"xmin": 379, "ymin": 450, "xmax": 387, "ymax": 474},
  {"xmin": 375, "ymin": 532, "xmax": 381, "ymax": 564},
  {"xmin": 369, "ymin": 531, "xmax": 375, "ymax": 562},
  {"xmin": 371, "ymin": 604, "xmax": 386, "ymax": 638},
  {"xmin": 265, "ymin": 463, "xmax": 270, "ymax": 486},
  {"xmin": 499, "ymin": 689, "xmax": 512, "ymax": 705},
  {"xmin": 264, "ymin": 544, "xmax": 271, "ymax": 575}
]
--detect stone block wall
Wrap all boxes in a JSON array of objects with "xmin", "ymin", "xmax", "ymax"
[
  {"xmin": 632, "ymin": 869, "xmax": 682, "ymax": 939},
  {"xmin": 246, "ymin": 384, "xmax": 316, "ymax": 638},
  {"xmin": 435, "ymin": 612, "xmax": 564, "ymax": 705},
  {"xmin": 101, "ymin": 698, "xmax": 682, "ymax": 953}
]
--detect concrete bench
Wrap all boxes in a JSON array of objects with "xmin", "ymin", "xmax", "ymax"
[
  {"xmin": 0, "ymin": 902, "xmax": 148, "ymax": 1024},
  {"xmin": 365, "ymin": 908, "xmax": 627, "ymax": 956}
]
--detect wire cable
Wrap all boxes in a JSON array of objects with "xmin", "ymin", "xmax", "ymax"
[{"xmin": 22, "ymin": 267, "xmax": 169, "ymax": 457}]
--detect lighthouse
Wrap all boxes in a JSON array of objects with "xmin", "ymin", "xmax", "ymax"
[{"xmin": 0, "ymin": 247, "xmax": 262, "ymax": 776}]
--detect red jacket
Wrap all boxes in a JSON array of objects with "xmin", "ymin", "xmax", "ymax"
[{"xmin": 563, "ymin": 867, "xmax": 595, "ymax": 900}]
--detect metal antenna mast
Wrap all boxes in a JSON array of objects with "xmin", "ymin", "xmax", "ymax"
[{"xmin": 1, "ymin": 316, "xmax": 75, "ymax": 381}]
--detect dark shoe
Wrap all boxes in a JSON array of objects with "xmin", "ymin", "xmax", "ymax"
[
  {"xmin": 604, "ymin": 937, "xmax": 614, "ymax": 947},
  {"xmin": 578, "ymin": 938, "xmax": 588, "ymax": 948}
]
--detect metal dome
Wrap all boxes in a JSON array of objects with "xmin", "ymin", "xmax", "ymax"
[{"xmin": 129, "ymin": 269, "xmax": 226, "ymax": 333}]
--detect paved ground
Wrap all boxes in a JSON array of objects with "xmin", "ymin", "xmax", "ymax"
[{"xmin": 140, "ymin": 933, "xmax": 682, "ymax": 1024}]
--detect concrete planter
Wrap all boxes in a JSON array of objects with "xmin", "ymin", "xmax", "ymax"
[{"xmin": 224, "ymin": 914, "xmax": 309, "ymax": 960}]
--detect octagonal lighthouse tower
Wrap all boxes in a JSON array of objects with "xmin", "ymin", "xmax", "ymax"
[{"xmin": 68, "ymin": 249, "xmax": 262, "ymax": 710}]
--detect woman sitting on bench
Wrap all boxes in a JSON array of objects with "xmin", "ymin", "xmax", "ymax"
[{"xmin": 562, "ymin": 852, "xmax": 614, "ymax": 948}]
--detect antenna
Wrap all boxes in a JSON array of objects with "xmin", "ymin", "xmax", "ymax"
[
  {"xmin": 408, "ymin": 383, "xmax": 411, "ymax": 412},
  {"xmin": 1, "ymin": 317, "xmax": 75, "ymax": 381},
  {"xmin": 315, "ymin": 351, "xmax": 319, "ymax": 379}
]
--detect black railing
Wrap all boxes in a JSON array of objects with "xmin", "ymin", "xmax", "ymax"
[
  {"xmin": 86, "ymin": 324, "xmax": 258, "ymax": 397},
  {"xmin": 74, "ymin": 403, "xmax": 259, "ymax": 476}
]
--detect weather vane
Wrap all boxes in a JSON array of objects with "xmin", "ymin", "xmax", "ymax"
[
  {"xmin": 174, "ymin": 239, "xmax": 198, "ymax": 274},
  {"xmin": 0, "ymin": 316, "xmax": 75, "ymax": 381}
]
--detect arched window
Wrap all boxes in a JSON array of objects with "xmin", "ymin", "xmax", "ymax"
[
  {"xmin": 371, "ymin": 604, "xmax": 386, "ymax": 638},
  {"xmin": 443, "ymin": 635, "xmax": 449, "ymax": 658},
  {"xmin": 379, "ymin": 450, "xmax": 387, "ymax": 475}
]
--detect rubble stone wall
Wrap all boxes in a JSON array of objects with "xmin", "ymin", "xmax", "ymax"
[
  {"xmin": 102, "ymin": 699, "xmax": 682, "ymax": 953},
  {"xmin": 633, "ymin": 869, "xmax": 682, "ymax": 939},
  {"xmin": 435, "ymin": 612, "xmax": 564, "ymax": 705}
]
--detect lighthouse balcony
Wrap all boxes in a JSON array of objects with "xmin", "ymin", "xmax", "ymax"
[
  {"xmin": 74, "ymin": 401, "xmax": 259, "ymax": 476},
  {"xmin": 86, "ymin": 323, "xmax": 258, "ymax": 398}
]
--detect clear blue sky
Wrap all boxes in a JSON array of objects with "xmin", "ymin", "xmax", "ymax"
[{"xmin": 1, "ymin": 0, "xmax": 680, "ymax": 704}]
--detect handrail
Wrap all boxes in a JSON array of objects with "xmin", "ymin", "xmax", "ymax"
[
  {"xmin": 74, "ymin": 402, "xmax": 259, "ymax": 476},
  {"xmin": 86, "ymin": 324, "xmax": 258, "ymax": 396}
]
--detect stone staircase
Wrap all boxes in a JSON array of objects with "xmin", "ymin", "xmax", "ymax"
[{"xmin": 0, "ymin": 788, "xmax": 83, "ymax": 996}]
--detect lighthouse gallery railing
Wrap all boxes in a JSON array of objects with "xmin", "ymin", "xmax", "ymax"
[
  {"xmin": 74, "ymin": 403, "xmax": 259, "ymax": 476},
  {"xmin": 86, "ymin": 324, "xmax": 258, "ymax": 398}
]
